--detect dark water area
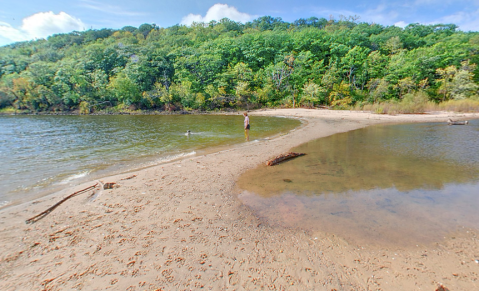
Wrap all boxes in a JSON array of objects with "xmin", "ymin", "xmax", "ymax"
[
  {"xmin": 237, "ymin": 119, "xmax": 479, "ymax": 246},
  {"xmin": 0, "ymin": 114, "xmax": 300, "ymax": 208}
]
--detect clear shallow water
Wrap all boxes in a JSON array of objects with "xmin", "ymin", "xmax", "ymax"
[
  {"xmin": 237, "ymin": 119, "xmax": 479, "ymax": 246},
  {"xmin": 0, "ymin": 114, "xmax": 300, "ymax": 208}
]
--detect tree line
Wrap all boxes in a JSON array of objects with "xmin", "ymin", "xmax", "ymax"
[{"xmin": 1, "ymin": 16, "xmax": 478, "ymax": 113}]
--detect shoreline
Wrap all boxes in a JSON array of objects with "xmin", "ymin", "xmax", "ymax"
[
  {"xmin": 0, "ymin": 114, "xmax": 302, "ymax": 212},
  {"xmin": 0, "ymin": 109, "xmax": 247, "ymax": 116},
  {"xmin": 1, "ymin": 109, "xmax": 479, "ymax": 290}
]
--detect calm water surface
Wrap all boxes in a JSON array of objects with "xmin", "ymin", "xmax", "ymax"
[
  {"xmin": 237, "ymin": 119, "xmax": 479, "ymax": 246},
  {"xmin": 0, "ymin": 114, "xmax": 300, "ymax": 208}
]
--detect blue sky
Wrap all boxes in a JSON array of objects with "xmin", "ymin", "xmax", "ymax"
[{"xmin": 1, "ymin": 0, "xmax": 479, "ymax": 46}]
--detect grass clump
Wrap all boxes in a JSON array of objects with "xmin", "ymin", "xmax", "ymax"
[
  {"xmin": 358, "ymin": 92, "xmax": 434, "ymax": 114},
  {"xmin": 357, "ymin": 92, "xmax": 479, "ymax": 114},
  {"xmin": 437, "ymin": 99, "xmax": 479, "ymax": 112}
]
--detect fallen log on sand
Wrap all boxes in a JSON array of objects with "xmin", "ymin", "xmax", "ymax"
[
  {"xmin": 266, "ymin": 152, "xmax": 306, "ymax": 166},
  {"xmin": 448, "ymin": 119, "xmax": 469, "ymax": 125}
]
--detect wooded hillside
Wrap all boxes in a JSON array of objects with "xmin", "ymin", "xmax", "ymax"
[{"xmin": 1, "ymin": 16, "xmax": 478, "ymax": 113}]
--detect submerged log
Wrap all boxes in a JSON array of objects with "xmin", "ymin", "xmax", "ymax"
[
  {"xmin": 266, "ymin": 152, "xmax": 306, "ymax": 166},
  {"xmin": 448, "ymin": 119, "xmax": 469, "ymax": 125},
  {"xmin": 25, "ymin": 183, "xmax": 98, "ymax": 224}
]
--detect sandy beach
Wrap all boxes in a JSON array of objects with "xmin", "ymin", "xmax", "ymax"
[{"xmin": 1, "ymin": 109, "xmax": 479, "ymax": 291}]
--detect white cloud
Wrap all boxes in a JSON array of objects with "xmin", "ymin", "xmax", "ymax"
[
  {"xmin": 181, "ymin": 3, "xmax": 254, "ymax": 25},
  {"xmin": 437, "ymin": 9, "xmax": 479, "ymax": 31},
  {"xmin": 22, "ymin": 12, "xmax": 85, "ymax": 39},
  {"xmin": 394, "ymin": 21, "xmax": 408, "ymax": 28},
  {"xmin": 0, "ymin": 11, "xmax": 85, "ymax": 45},
  {"xmin": 0, "ymin": 22, "xmax": 28, "ymax": 42},
  {"xmin": 388, "ymin": 9, "xmax": 479, "ymax": 32},
  {"xmin": 458, "ymin": 20, "xmax": 479, "ymax": 32},
  {"xmin": 412, "ymin": 8, "xmax": 479, "ymax": 31}
]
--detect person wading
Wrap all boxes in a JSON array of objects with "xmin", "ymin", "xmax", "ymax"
[{"xmin": 243, "ymin": 112, "xmax": 250, "ymax": 141}]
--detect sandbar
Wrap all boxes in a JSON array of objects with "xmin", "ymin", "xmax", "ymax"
[{"xmin": 1, "ymin": 109, "xmax": 479, "ymax": 290}]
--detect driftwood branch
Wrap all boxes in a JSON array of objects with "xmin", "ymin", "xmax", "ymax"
[
  {"xmin": 266, "ymin": 152, "xmax": 306, "ymax": 166},
  {"xmin": 121, "ymin": 174, "xmax": 137, "ymax": 180},
  {"xmin": 25, "ymin": 183, "xmax": 98, "ymax": 224}
]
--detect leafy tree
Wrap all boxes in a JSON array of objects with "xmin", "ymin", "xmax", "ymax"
[
  {"xmin": 122, "ymin": 26, "xmax": 138, "ymax": 33},
  {"xmin": 367, "ymin": 78, "xmax": 390, "ymax": 102},
  {"xmin": 340, "ymin": 46, "xmax": 370, "ymax": 88},
  {"xmin": 395, "ymin": 77, "xmax": 416, "ymax": 98},
  {"xmin": 436, "ymin": 65, "xmax": 457, "ymax": 101},
  {"xmin": 250, "ymin": 16, "xmax": 287, "ymax": 31},
  {"xmin": 234, "ymin": 81, "xmax": 252, "ymax": 108},
  {"xmin": 108, "ymin": 72, "xmax": 141, "ymax": 105},
  {"xmin": 384, "ymin": 36, "xmax": 403, "ymax": 55},
  {"xmin": 330, "ymin": 81, "xmax": 353, "ymax": 107},
  {"xmin": 138, "ymin": 23, "xmax": 156, "ymax": 37},
  {"xmin": 450, "ymin": 61, "xmax": 479, "ymax": 99},
  {"xmin": 321, "ymin": 62, "xmax": 341, "ymax": 93},
  {"xmin": 301, "ymin": 81, "xmax": 320, "ymax": 106}
]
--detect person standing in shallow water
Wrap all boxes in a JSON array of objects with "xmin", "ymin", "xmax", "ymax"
[{"xmin": 243, "ymin": 112, "xmax": 250, "ymax": 141}]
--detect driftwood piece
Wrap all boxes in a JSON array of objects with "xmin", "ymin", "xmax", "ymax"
[
  {"xmin": 121, "ymin": 174, "xmax": 137, "ymax": 180},
  {"xmin": 103, "ymin": 182, "xmax": 116, "ymax": 189},
  {"xmin": 266, "ymin": 152, "xmax": 306, "ymax": 166},
  {"xmin": 448, "ymin": 119, "xmax": 469, "ymax": 125},
  {"xmin": 436, "ymin": 285, "xmax": 450, "ymax": 291},
  {"xmin": 25, "ymin": 183, "xmax": 98, "ymax": 224}
]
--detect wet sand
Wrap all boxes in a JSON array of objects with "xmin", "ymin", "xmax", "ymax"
[{"xmin": 1, "ymin": 109, "xmax": 479, "ymax": 290}]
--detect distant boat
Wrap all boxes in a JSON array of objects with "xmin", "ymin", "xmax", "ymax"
[{"xmin": 448, "ymin": 119, "xmax": 469, "ymax": 125}]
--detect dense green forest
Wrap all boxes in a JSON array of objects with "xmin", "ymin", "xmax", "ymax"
[{"xmin": 1, "ymin": 16, "xmax": 479, "ymax": 113}]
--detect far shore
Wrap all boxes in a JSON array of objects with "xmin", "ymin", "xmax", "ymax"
[
  {"xmin": 1, "ymin": 109, "xmax": 479, "ymax": 290},
  {"xmin": 2, "ymin": 106, "xmax": 479, "ymax": 117},
  {"xmin": 0, "ymin": 108, "xmax": 228, "ymax": 116}
]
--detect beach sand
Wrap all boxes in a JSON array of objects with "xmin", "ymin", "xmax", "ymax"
[{"xmin": 1, "ymin": 109, "xmax": 479, "ymax": 291}]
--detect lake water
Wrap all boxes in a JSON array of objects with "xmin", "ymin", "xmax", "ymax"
[
  {"xmin": 0, "ymin": 114, "xmax": 300, "ymax": 208},
  {"xmin": 237, "ymin": 119, "xmax": 479, "ymax": 246}
]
